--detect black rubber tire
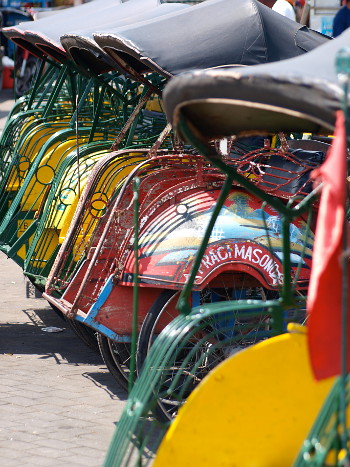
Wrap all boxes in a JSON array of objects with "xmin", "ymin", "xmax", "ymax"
[
  {"xmin": 14, "ymin": 55, "xmax": 38, "ymax": 97},
  {"xmin": 136, "ymin": 289, "xmax": 178, "ymax": 375},
  {"xmin": 136, "ymin": 289, "xmax": 181, "ymax": 422},
  {"xmin": 67, "ymin": 319, "xmax": 99, "ymax": 353},
  {"xmin": 97, "ymin": 333, "xmax": 131, "ymax": 391}
]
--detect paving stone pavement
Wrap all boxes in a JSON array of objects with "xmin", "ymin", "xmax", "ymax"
[
  {"xmin": 0, "ymin": 252, "xmax": 128, "ymax": 467},
  {"xmin": 0, "ymin": 90, "xmax": 128, "ymax": 466}
]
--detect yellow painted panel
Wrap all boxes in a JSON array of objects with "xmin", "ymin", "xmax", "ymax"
[
  {"xmin": 20, "ymin": 133, "xmax": 104, "ymax": 211},
  {"xmin": 30, "ymin": 228, "xmax": 59, "ymax": 268},
  {"xmin": 58, "ymin": 154, "xmax": 145, "ymax": 251},
  {"xmin": 17, "ymin": 218, "xmax": 34, "ymax": 237},
  {"xmin": 6, "ymin": 121, "xmax": 69, "ymax": 191},
  {"xmin": 145, "ymin": 97, "xmax": 163, "ymax": 113},
  {"xmin": 155, "ymin": 325, "xmax": 334, "ymax": 467},
  {"xmin": 15, "ymin": 233, "xmax": 34, "ymax": 261}
]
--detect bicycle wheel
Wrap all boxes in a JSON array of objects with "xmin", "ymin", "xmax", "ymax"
[
  {"xmin": 14, "ymin": 55, "xmax": 38, "ymax": 97},
  {"xmin": 97, "ymin": 333, "xmax": 131, "ymax": 391},
  {"xmin": 137, "ymin": 276, "xmax": 272, "ymax": 422},
  {"xmin": 68, "ymin": 320, "xmax": 99, "ymax": 353}
]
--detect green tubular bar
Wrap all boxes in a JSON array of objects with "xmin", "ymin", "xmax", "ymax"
[
  {"xmin": 294, "ymin": 376, "xmax": 349, "ymax": 466},
  {"xmin": 0, "ymin": 68, "xmax": 137, "ymax": 221},
  {"xmin": 42, "ymin": 66, "xmax": 71, "ymax": 119},
  {"xmin": 0, "ymin": 120, "xmax": 85, "ymax": 205},
  {"xmin": 25, "ymin": 59, "xmax": 49, "ymax": 110},
  {"xmin": 104, "ymin": 296, "xmax": 297, "ymax": 466},
  {"xmin": 38, "ymin": 85, "xmax": 171, "ymax": 290},
  {"xmin": 177, "ymin": 114, "xmax": 317, "ymax": 310},
  {"xmin": 0, "ymin": 58, "xmax": 129, "ymax": 185},
  {"xmin": 0, "ymin": 118, "xmax": 72, "ymax": 224},
  {"xmin": 0, "ymin": 113, "xmax": 68, "ymax": 185},
  {"xmin": 0, "ymin": 64, "xmax": 76, "ymax": 185},
  {"xmin": 0, "ymin": 59, "xmax": 172, "ymax": 286}
]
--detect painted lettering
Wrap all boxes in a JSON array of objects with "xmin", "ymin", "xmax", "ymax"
[
  {"xmin": 259, "ymin": 254, "xmax": 270, "ymax": 268},
  {"xmin": 209, "ymin": 249, "xmax": 219, "ymax": 263},
  {"xmin": 252, "ymin": 248, "xmax": 262, "ymax": 264},
  {"xmin": 217, "ymin": 246, "xmax": 229, "ymax": 261},
  {"xmin": 184, "ymin": 242, "xmax": 284, "ymax": 286},
  {"xmin": 263, "ymin": 258, "xmax": 275, "ymax": 274},
  {"xmin": 234, "ymin": 244, "xmax": 245, "ymax": 259},
  {"xmin": 201, "ymin": 255, "xmax": 213, "ymax": 269},
  {"xmin": 244, "ymin": 246, "xmax": 252, "ymax": 262}
]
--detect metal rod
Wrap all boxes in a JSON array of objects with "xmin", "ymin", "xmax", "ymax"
[
  {"xmin": 177, "ymin": 174, "xmax": 234, "ymax": 315},
  {"xmin": 88, "ymin": 84, "xmax": 106, "ymax": 144},
  {"xmin": 147, "ymin": 123, "xmax": 172, "ymax": 156},
  {"xmin": 42, "ymin": 65, "xmax": 68, "ymax": 119},
  {"xmin": 27, "ymin": 58, "xmax": 46, "ymax": 110},
  {"xmin": 178, "ymin": 115, "xmax": 292, "ymax": 218},
  {"xmin": 70, "ymin": 77, "xmax": 94, "ymax": 127},
  {"xmin": 110, "ymin": 87, "xmax": 153, "ymax": 151},
  {"xmin": 281, "ymin": 215, "xmax": 293, "ymax": 308},
  {"xmin": 34, "ymin": 65, "xmax": 60, "ymax": 110},
  {"xmin": 129, "ymin": 177, "xmax": 140, "ymax": 392}
]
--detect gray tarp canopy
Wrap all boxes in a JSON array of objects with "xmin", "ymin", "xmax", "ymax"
[
  {"xmin": 92, "ymin": 0, "xmax": 329, "ymax": 78},
  {"xmin": 60, "ymin": 3, "xmax": 190, "ymax": 74},
  {"xmin": 2, "ymin": 0, "xmax": 329, "ymax": 78},
  {"xmin": 162, "ymin": 26, "xmax": 350, "ymax": 139},
  {"xmin": 1, "ymin": 0, "xmax": 164, "ymax": 63},
  {"xmin": 2, "ymin": 0, "xmax": 122, "ymax": 60}
]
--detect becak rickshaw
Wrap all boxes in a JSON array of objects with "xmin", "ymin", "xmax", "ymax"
[{"xmin": 42, "ymin": 0, "xmax": 328, "ymax": 391}]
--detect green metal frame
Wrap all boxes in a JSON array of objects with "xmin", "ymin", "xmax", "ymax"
[{"xmin": 23, "ymin": 141, "xmax": 114, "ymax": 287}]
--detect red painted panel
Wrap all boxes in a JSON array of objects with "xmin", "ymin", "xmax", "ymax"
[{"xmin": 92, "ymin": 285, "xmax": 163, "ymax": 334}]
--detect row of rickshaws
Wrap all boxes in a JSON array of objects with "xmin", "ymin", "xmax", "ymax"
[{"xmin": 1, "ymin": 0, "xmax": 349, "ymax": 465}]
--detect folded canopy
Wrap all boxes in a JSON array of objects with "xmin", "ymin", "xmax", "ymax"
[
  {"xmin": 93, "ymin": 0, "xmax": 329, "ymax": 78},
  {"xmin": 60, "ymin": 3, "xmax": 190, "ymax": 74},
  {"xmin": 2, "ymin": 0, "xmax": 162, "ymax": 63},
  {"xmin": 163, "ymin": 24, "xmax": 350, "ymax": 138}
]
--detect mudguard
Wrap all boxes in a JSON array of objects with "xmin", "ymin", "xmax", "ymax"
[{"xmin": 121, "ymin": 188, "xmax": 313, "ymax": 290}]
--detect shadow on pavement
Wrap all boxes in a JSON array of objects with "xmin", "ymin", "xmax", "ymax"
[
  {"xmin": 83, "ymin": 371, "xmax": 128, "ymax": 401},
  {"xmin": 0, "ymin": 305, "xmax": 128, "ymax": 399},
  {"xmin": 0, "ymin": 306, "xmax": 101, "ymax": 364},
  {"xmin": 0, "ymin": 309, "xmax": 127, "ymax": 400}
]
